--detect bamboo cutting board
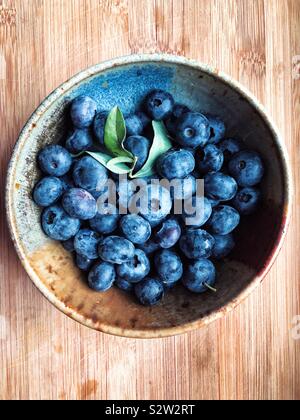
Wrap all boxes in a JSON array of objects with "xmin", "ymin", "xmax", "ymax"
[{"xmin": 0, "ymin": 0, "xmax": 299, "ymax": 400}]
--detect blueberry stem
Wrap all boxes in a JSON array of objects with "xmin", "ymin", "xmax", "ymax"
[{"xmin": 204, "ymin": 283, "xmax": 217, "ymax": 293}]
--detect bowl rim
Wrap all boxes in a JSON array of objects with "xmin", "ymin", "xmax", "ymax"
[{"xmin": 5, "ymin": 53, "xmax": 293, "ymax": 339}]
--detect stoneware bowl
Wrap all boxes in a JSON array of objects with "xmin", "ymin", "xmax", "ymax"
[{"xmin": 6, "ymin": 54, "xmax": 292, "ymax": 338}]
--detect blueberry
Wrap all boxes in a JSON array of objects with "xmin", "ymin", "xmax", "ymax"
[
  {"xmin": 144, "ymin": 89, "xmax": 174, "ymax": 121},
  {"xmin": 76, "ymin": 254, "xmax": 93, "ymax": 271},
  {"xmin": 205, "ymin": 172, "xmax": 238, "ymax": 201},
  {"xmin": 219, "ymin": 138, "xmax": 245, "ymax": 163},
  {"xmin": 117, "ymin": 249, "xmax": 150, "ymax": 283},
  {"xmin": 120, "ymin": 214, "xmax": 151, "ymax": 244},
  {"xmin": 155, "ymin": 218, "xmax": 181, "ymax": 248},
  {"xmin": 182, "ymin": 196, "xmax": 212, "ymax": 228},
  {"xmin": 175, "ymin": 112, "xmax": 210, "ymax": 149},
  {"xmin": 134, "ymin": 277, "xmax": 164, "ymax": 306},
  {"xmin": 206, "ymin": 115, "xmax": 226, "ymax": 144},
  {"xmin": 125, "ymin": 114, "xmax": 144, "ymax": 137},
  {"xmin": 98, "ymin": 236, "xmax": 135, "ymax": 264},
  {"xmin": 228, "ymin": 150, "xmax": 264, "ymax": 187},
  {"xmin": 155, "ymin": 249, "xmax": 183, "ymax": 286},
  {"xmin": 88, "ymin": 262, "xmax": 116, "ymax": 292},
  {"xmin": 156, "ymin": 149, "xmax": 195, "ymax": 180},
  {"xmin": 73, "ymin": 156, "xmax": 108, "ymax": 192},
  {"xmin": 89, "ymin": 203, "xmax": 120, "ymax": 234},
  {"xmin": 138, "ymin": 239, "xmax": 161, "ymax": 255},
  {"xmin": 165, "ymin": 104, "xmax": 190, "ymax": 135},
  {"xmin": 74, "ymin": 229, "xmax": 101, "ymax": 259},
  {"xmin": 124, "ymin": 135, "xmax": 151, "ymax": 172},
  {"xmin": 208, "ymin": 205, "xmax": 240, "ymax": 235},
  {"xmin": 179, "ymin": 229, "xmax": 215, "ymax": 259},
  {"xmin": 70, "ymin": 95, "xmax": 97, "ymax": 129},
  {"xmin": 65, "ymin": 129, "xmax": 93, "ymax": 154},
  {"xmin": 197, "ymin": 144, "xmax": 224, "ymax": 174},
  {"xmin": 232, "ymin": 187, "xmax": 261, "ymax": 215},
  {"xmin": 33, "ymin": 176, "xmax": 63, "ymax": 207},
  {"xmin": 212, "ymin": 234, "xmax": 235, "ymax": 259},
  {"xmin": 170, "ymin": 175, "xmax": 196, "ymax": 200},
  {"xmin": 93, "ymin": 112, "xmax": 108, "ymax": 145},
  {"xmin": 38, "ymin": 145, "xmax": 72, "ymax": 177},
  {"xmin": 117, "ymin": 179, "xmax": 137, "ymax": 210},
  {"xmin": 42, "ymin": 205, "xmax": 81, "ymax": 241},
  {"xmin": 62, "ymin": 238, "xmax": 75, "ymax": 252},
  {"xmin": 135, "ymin": 111, "xmax": 151, "ymax": 129},
  {"xmin": 115, "ymin": 278, "xmax": 134, "ymax": 292},
  {"xmin": 133, "ymin": 184, "xmax": 172, "ymax": 227},
  {"xmin": 62, "ymin": 188, "xmax": 97, "ymax": 220},
  {"xmin": 183, "ymin": 259, "xmax": 216, "ymax": 293}
]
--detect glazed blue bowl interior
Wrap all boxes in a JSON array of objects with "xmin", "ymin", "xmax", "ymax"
[{"xmin": 7, "ymin": 57, "xmax": 289, "ymax": 338}]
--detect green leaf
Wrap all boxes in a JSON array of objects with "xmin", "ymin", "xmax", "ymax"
[
  {"xmin": 86, "ymin": 151, "xmax": 112, "ymax": 167},
  {"xmin": 106, "ymin": 156, "xmax": 134, "ymax": 175},
  {"xmin": 131, "ymin": 121, "xmax": 173, "ymax": 178},
  {"xmin": 104, "ymin": 106, "xmax": 132, "ymax": 158}
]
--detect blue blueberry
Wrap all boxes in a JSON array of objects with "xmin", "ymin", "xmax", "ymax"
[
  {"xmin": 124, "ymin": 135, "xmax": 151, "ymax": 172},
  {"xmin": 182, "ymin": 196, "xmax": 212, "ymax": 228},
  {"xmin": 88, "ymin": 262, "xmax": 116, "ymax": 292},
  {"xmin": 134, "ymin": 277, "xmax": 164, "ymax": 306},
  {"xmin": 228, "ymin": 150, "xmax": 264, "ymax": 187},
  {"xmin": 205, "ymin": 172, "xmax": 238, "ymax": 201},
  {"xmin": 116, "ymin": 249, "xmax": 150, "ymax": 283},
  {"xmin": 206, "ymin": 115, "xmax": 226, "ymax": 144},
  {"xmin": 208, "ymin": 205, "xmax": 240, "ymax": 235},
  {"xmin": 166, "ymin": 103, "xmax": 190, "ymax": 135},
  {"xmin": 89, "ymin": 203, "xmax": 120, "ymax": 234},
  {"xmin": 62, "ymin": 238, "xmax": 75, "ymax": 252},
  {"xmin": 135, "ymin": 111, "xmax": 151, "ymax": 130},
  {"xmin": 76, "ymin": 254, "xmax": 93, "ymax": 271},
  {"xmin": 179, "ymin": 229, "xmax": 215, "ymax": 259},
  {"xmin": 33, "ymin": 176, "xmax": 63, "ymax": 207},
  {"xmin": 73, "ymin": 156, "xmax": 108, "ymax": 192},
  {"xmin": 183, "ymin": 259, "xmax": 216, "ymax": 293},
  {"xmin": 170, "ymin": 175, "xmax": 196, "ymax": 200},
  {"xmin": 115, "ymin": 278, "xmax": 134, "ymax": 292},
  {"xmin": 144, "ymin": 89, "xmax": 174, "ymax": 121},
  {"xmin": 155, "ymin": 218, "xmax": 181, "ymax": 249},
  {"xmin": 38, "ymin": 145, "xmax": 72, "ymax": 176},
  {"xmin": 212, "ymin": 234, "xmax": 235, "ymax": 259},
  {"xmin": 134, "ymin": 184, "xmax": 172, "ymax": 227},
  {"xmin": 175, "ymin": 112, "xmax": 210, "ymax": 149},
  {"xmin": 120, "ymin": 214, "xmax": 151, "ymax": 244},
  {"xmin": 74, "ymin": 229, "xmax": 101, "ymax": 259},
  {"xmin": 98, "ymin": 236, "xmax": 135, "ymax": 264},
  {"xmin": 156, "ymin": 149, "xmax": 195, "ymax": 180},
  {"xmin": 138, "ymin": 239, "xmax": 161, "ymax": 255},
  {"xmin": 232, "ymin": 187, "xmax": 261, "ymax": 215},
  {"xmin": 155, "ymin": 249, "xmax": 183, "ymax": 286},
  {"xmin": 219, "ymin": 138, "xmax": 245, "ymax": 163},
  {"xmin": 42, "ymin": 205, "xmax": 81, "ymax": 241},
  {"xmin": 125, "ymin": 114, "xmax": 144, "ymax": 137},
  {"xmin": 71, "ymin": 95, "xmax": 97, "ymax": 129},
  {"xmin": 62, "ymin": 188, "xmax": 97, "ymax": 220},
  {"xmin": 197, "ymin": 144, "xmax": 224, "ymax": 174},
  {"xmin": 65, "ymin": 129, "xmax": 93, "ymax": 154},
  {"xmin": 93, "ymin": 112, "xmax": 108, "ymax": 145}
]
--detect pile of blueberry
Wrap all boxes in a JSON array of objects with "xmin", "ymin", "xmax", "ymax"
[{"xmin": 33, "ymin": 90, "xmax": 264, "ymax": 306}]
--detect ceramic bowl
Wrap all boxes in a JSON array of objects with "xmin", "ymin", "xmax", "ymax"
[{"xmin": 6, "ymin": 54, "xmax": 292, "ymax": 338}]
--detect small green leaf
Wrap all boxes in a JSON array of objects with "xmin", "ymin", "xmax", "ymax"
[
  {"xmin": 86, "ymin": 151, "xmax": 112, "ymax": 166},
  {"xmin": 104, "ymin": 106, "xmax": 132, "ymax": 158},
  {"xmin": 131, "ymin": 121, "xmax": 173, "ymax": 178},
  {"xmin": 106, "ymin": 156, "xmax": 134, "ymax": 175}
]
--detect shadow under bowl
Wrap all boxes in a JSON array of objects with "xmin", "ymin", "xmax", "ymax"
[{"xmin": 6, "ymin": 54, "xmax": 292, "ymax": 338}]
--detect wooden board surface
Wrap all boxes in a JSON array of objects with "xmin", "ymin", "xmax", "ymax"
[{"xmin": 0, "ymin": 0, "xmax": 299, "ymax": 400}]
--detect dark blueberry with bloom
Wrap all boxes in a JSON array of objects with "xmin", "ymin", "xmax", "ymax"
[
  {"xmin": 71, "ymin": 95, "xmax": 97, "ymax": 129},
  {"xmin": 38, "ymin": 145, "xmax": 72, "ymax": 177},
  {"xmin": 183, "ymin": 259, "xmax": 216, "ymax": 293}
]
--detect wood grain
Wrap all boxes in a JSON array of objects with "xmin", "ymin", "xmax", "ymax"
[{"xmin": 0, "ymin": 0, "xmax": 299, "ymax": 400}]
